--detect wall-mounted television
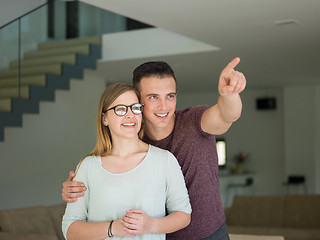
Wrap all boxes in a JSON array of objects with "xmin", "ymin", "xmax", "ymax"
[{"xmin": 216, "ymin": 138, "xmax": 226, "ymax": 168}]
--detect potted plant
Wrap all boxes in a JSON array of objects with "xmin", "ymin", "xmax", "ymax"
[{"xmin": 231, "ymin": 152, "xmax": 249, "ymax": 174}]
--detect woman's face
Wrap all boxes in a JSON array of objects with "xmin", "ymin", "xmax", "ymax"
[{"xmin": 103, "ymin": 90, "xmax": 142, "ymax": 140}]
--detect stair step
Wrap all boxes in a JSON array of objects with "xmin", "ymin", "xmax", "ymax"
[
  {"xmin": 0, "ymin": 75, "xmax": 46, "ymax": 88},
  {"xmin": 38, "ymin": 36, "xmax": 101, "ymax": 49},
  {"xmin": 0, "ymin": 64, "xmax": 61, "ymax": 78},
  {"xmin": 0, "ymin": 99, "xmax": 11, "ymax": 112},
  {"xmin": 0, "ymin": 39, "xmax": 101, "ymax": 140},
  {"xmin": 24, "ymin": 44, "xmax": 90, "ymax": 59},
  {"xmin": 0, "ymin": 86, "xmax": 29, "ymax": 99},
  {"xmin": 9, "ymin": 54, "xmax": 76, "ymax": 68}
]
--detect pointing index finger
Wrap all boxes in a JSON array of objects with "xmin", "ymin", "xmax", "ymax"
[{"xmin": 226, "ymin": 57, "xmax": 240, "ymax": 70}]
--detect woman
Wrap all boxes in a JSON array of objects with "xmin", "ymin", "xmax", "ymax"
[{"xmin": 62, "ymin": 83, "xmax": 191, "ymax": 240}]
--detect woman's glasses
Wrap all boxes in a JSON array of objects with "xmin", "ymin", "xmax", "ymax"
[{"xmin": 104, "ymin": 103, "xmax": 144, "ymax": 116}]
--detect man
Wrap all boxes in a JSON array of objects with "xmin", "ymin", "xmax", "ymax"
[{"xmin": 62, "ymin": 58, "xmax": 246, "ymax": 239}]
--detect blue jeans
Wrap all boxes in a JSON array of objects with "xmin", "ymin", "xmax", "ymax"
[{"xmin": 200, "ymin": 222, "xmax": 230, "ymax": 240}]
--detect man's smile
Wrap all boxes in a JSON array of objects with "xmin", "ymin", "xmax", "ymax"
[{"xmin": 155, "ymin": 113, "xmax": 169, "ymax": 118}]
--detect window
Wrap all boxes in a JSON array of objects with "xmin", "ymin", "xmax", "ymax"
[{"xmin": 216, "ymin": 138, "xmax": 226, "ymax": 168}]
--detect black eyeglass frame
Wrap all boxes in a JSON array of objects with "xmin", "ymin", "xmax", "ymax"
[{"xmin": 103, "ymin": 103, "xmax": 144, "ymax": 116}]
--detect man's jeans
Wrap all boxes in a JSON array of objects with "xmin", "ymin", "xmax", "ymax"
[{"xmin": 200, "ymin": 222, "xmax": 230, "ymax": 240}]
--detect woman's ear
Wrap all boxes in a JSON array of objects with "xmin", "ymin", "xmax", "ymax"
[{"xmin": 102, "ymin": 113, "xmax": 108, "ymax": 126}]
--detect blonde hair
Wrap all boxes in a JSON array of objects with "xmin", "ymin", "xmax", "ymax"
[{"xmin": 75, "ymin": 83, "xmax": 144, "ymax": 173}]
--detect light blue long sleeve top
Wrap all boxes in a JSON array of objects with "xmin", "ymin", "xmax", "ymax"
[{"xmin": 62, "ymin": 145, "xmax": 191, "ymax": 240}]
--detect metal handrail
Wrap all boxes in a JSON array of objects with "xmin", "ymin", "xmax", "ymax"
[
  {"xmin": 0, "ymin": 1, "xmax": 49, "ymax": 99},
  {"xmin": 0, "ymin": 2, "xmax": 48, "ymax": 30}
]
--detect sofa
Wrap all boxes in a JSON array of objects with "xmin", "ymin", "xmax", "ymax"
[
  {"xmin": 0, "ymin": 203, "xmax": 65, "ymax": 240},
  {"xmin": 0, "ymin": 200, "xmax": 293, "ymax": 240},
  {"xmin": 225, "ymin": 194, "xmax": 320, "ymax": 240},
  {"xmin": 229, "ymin": 234, "xmax": 284, "ymax": 240}
]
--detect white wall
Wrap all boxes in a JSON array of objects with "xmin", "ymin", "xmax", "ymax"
[
  {"xmin": 102, "ymin": 28, "xmax": 219, "ymax": 62},
  {"xmin": 177, "ymin": 88, "xmax": 286, "ymax": 195},
  {"xmin": 284, "ymin": 85, "xmax": 320, "ymax": 193},
  {"xmin": 0, "ymin": 71, "xmax": 106, "ymax": 210}
]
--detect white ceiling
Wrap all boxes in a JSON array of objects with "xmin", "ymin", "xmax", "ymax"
[{"xmin": 81, "ymin": 0, "xmax": 320, "ymax": 93}]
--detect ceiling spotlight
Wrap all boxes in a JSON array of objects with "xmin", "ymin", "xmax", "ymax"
[{"xmin": 274, "ymin": 19, "xmax": 300, "ymax": 27}]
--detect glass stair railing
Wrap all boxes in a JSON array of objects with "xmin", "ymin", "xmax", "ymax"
[{"xmin": 0, "ymin": 0, "xmax": 152, "ymax": 141}]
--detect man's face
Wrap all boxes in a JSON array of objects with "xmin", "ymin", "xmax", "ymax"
[{"xmin": 139, "ymin": 76, "xmax": 177, "ymax": 132}]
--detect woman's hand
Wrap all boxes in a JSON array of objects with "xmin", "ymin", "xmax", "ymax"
[
  {"xmin": 121, "ymin": 209, "xmax": 155, "ymax": 235},
  {"xmin": 111, "ymin": 218, "xmax": 136, "ymax": 237}
]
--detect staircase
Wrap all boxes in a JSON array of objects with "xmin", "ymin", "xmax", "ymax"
[{"xmin": 0, "ymin": 36, "xmax": 102, "ymax": 141}]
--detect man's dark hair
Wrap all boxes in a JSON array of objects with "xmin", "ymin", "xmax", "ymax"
[{"xmin": 132, "ymin": 61, "xmax": 177, "ymax": 91}]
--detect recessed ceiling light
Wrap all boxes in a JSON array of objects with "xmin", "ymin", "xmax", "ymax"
[{"xmin": 274, "ymin": 19, "xmax": 300, "ymax": 27}]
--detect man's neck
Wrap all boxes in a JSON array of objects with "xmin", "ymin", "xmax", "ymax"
[{"xmin": 144, "ymin": 117, "xmax": 175, "ymax": 141}]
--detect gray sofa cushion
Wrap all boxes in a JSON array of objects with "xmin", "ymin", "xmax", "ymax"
[
  {"xmin": 0, "ymin": 206, "xmax": 56, "ymax": 236},
  {"xmin": 227, "ymin": 226, "xmax": 272, "ymax": 235},
  {"xmin": 0, "ymin": 232, "xmax": 58, "ymax": 240},
  {"xmin": 228, "ymin": 195, "xmax": 285, "ymax": 227},
  {"xmin": 229, "ymin": 234, "xmax": 284, "ymax": 240},
  {"xmin": 47, "ymin": 203, "xmax": 66, "ymax": 240},
  {"xmin": 283, "ymin": 195, "xmax": 320, "ymax": 228},
  {"xmin": 269, "ymin": 227, "xmax": 320, "ymax": 240}
]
